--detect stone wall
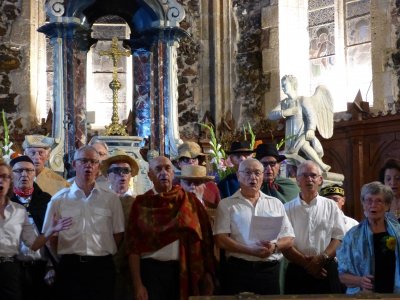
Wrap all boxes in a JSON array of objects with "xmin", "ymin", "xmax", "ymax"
[
  {"xmin": 0, "ymin": 0, "xmax": 43, "ymax": 150},
  {"xmin": 177, "ymin": 0, "xmax": 202, "ymax": 140},
  {"xmin": 232, "ymin": 0, "xmax": 268, "ymax": 125},
  {"xmin": 177, "ymin": 0, "xmax": 270, "ymax": 140},
  {"xmin": 390, "ymin": 0, "xmax": 400, "ymax": 103},
  {"xmin": 0, "ymin": 1, "xmax": 22, "ymax": 115}
]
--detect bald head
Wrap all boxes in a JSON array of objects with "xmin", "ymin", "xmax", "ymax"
[{"xmin": 148, "ymin": 156, "xmax": 175, "ymax": 193}]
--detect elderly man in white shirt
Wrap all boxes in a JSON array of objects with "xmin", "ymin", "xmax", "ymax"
[
  {"xmin": 42, "ymin": 146, "xmax": 125, "ymax": 300},
  {"xmin": 214, "ymin": 158, "xmax": 295, "ymax": 295},
  {"xmin": 283, "ymin": 160, "xmax": 346, "ymax": 294}
]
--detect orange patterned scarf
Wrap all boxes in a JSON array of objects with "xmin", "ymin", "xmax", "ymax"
[{"xmin": 126, "ymin": 186, "xmax": 216, "ymax": 300}]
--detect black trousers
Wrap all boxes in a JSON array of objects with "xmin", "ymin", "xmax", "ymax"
[
  {"xmin": 56, "ymin": 255, "xmax": 115, "ymax": 300},
  {"xmin": 140, "ymin": 258, "xmax": 180, "ymax": 300},
  {"xmin": 285, "ymin": 260, "xmax": 342, "ymax": 294},
  {"xmin": 0, "ymin": 261, "xmax": 22, "ymax": 300},
  {"xmin": 19, "ymin": 260, "xmax": 53, "ymax": 300},
  {"xmin": 222, "ymin": 256, "xmax": 280, "ymax": 295}
]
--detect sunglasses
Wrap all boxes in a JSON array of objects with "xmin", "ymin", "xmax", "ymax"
[{"xmin": 108, "ymin": 167, "xmax": 131, "ymax": 175}]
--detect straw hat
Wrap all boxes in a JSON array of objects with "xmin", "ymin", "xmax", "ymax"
[
  {"xmin": 22, "ymin": 135, "xmax": 54, "ymax": 149},
  {"xmin": 100, "ymin": 148, "xmax": 139, "ymax": 177},
  {"xmin": 177, "ymin": 141, "xmax": 205, "ymax": 159},
  {"xmin": 176, "ymin": 165, "xmax": 215, "ymax": 182}
]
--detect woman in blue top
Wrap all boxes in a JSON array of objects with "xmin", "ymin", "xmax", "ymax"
[{"xmin": 337, "ymin": 181, "xmax": 400, "ymax": 294}]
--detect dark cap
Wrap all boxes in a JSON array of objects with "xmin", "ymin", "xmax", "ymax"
[
  {"xmin": 226, "ymin": 141, "xmax": 254, "ymax": 155},
  {"xmin": 255, "ymin": 143, "xmax": 286, "ymax": 162},
  {"xmin": 320, "ymin": 184, "xmax": 345, "ymax": 197},
  {"xmin": 10, "ymin": 155, "xmax": 34, "ymax": 168}
]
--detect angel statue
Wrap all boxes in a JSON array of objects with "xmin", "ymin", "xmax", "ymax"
[{"xmin": 269, "ymin": 75, "xmax": 334, "ymax": 172}]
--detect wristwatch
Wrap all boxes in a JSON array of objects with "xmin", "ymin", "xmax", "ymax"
[
  {"xmin": 273, "ymin": 243, "xmax": 279, "ymax": 254},
  {"xmin": 322, "ymin": 252, "xmax": 330, "ymax": 261}
]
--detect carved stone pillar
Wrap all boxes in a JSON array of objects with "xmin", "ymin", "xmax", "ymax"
[{"xmin": 38, "ymin": 18, "xmax": 93, "ymax": 170}]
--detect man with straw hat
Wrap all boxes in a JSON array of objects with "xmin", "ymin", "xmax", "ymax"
[
  {"xmin": 23, "ymin": 134, "xmax": 70, "ymax": 196},
  {"xmin": 101, "ymin": 148, "xmax": 139, "ymax": 300},
  {"xmin": 101, "ymin": 148, "xmax": 139, "ymax": 197},
  {"xmin": 175, "ymin": 141, "xmax": 220, "ymax": 208},
  {"xmin": 176, "ymin": 165, "xmax": 218, "ymax": 223}
]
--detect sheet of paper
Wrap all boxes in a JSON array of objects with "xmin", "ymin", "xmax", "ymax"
[{"xmin": 248, "ymin": 215, "xmax": 283, "ymax": 242}]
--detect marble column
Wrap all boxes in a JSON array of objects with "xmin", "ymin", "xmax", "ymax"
[
  {"xmin": 129, "ymin": 27, "xmax": 187, "ymax": 157},
  {"xmin": 38, "ymin": 18, "xmax": 93, "ymax": 170}
]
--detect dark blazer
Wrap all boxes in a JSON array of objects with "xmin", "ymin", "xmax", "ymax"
[
  {"xmin": 217, "ymin": 173, "xmax": 240, "ymax": 199},
  {"xmin": 11, "ymin": 182, "xmax": 52, "ymax": 232}
]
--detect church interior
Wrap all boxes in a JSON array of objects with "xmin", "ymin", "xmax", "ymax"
[{"xmin": 1, "ymin": 0, "xmax": 400, "ymax": 220}]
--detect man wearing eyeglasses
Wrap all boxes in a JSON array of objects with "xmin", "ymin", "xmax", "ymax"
[
  {"xmin": 10, "ymin": 155, "xmax": 55, "ymax": 300},
  {"xmin": 283, "ymin": 160, "xmax": 346, "ymax": 294},
  {"xmin": 214, "ymin": 158, "xmax": 294, "ymax": 295},
  {"xmin": 42, "ymin": 145, "xmax": 125, "ymax": 300},
  {"xmin": 101, "ymin": 148, "xmax": 139, "ymax": 300},
  {"xmin": 255, "ymin": 143, "xmax": 299, "ymax": 203},
  {"xmin": 217, "ymin": 141, "xmax": 255, "ymax": 199},
  {"xmin": 23, "ymin": 135, "xmax": 70, "ymax": 196}
]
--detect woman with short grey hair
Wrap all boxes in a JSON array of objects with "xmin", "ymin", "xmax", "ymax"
[{"xmin": 337, "ymin": 181, "xmax": 400, "ymax": 294}]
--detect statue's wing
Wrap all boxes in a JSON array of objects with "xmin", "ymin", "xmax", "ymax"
[{"xmin": 311, "ymin": 85, "xmax": 334, "ymax": 139}]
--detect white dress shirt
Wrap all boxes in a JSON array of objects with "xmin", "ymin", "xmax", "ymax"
[
  {"xmin": 42, "ymin": 182, "xmax": 125, "ymax": 256},
  {"xmin": 0, "ymin": 200, "xmax": 37, "ymax": 257},
  {"xmin": 16, "ymin": 195, "xmax": 44, "ymax": 261},
  {"xmin": 214, "ymin": 190, "xmax": 295, "ymax": 262},
  {"xmin": 284, "ymin": 195, "xmax": 346, "ymax": 256}
]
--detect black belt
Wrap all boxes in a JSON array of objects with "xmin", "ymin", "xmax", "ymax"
[
  {"xmin": 19, "ymin": 260, "xmax": 47, "ymax": 267},
  {"xmin": 0, "ymin": 256, "xmax": 15, "ymax": 263},
  {"xmin": 61, "ymin": 254, "xmax": 112, "ymax": 263},
  {"xmin": 141, "ymin": 258, "xmax": 179, "ymax": 266},
  {"xmin": 227, "ymin": 256, "xmax": 279, "ymax": 269}
]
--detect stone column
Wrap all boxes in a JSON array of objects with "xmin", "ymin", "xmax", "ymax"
[
  {"xmin": 38, "ymin": 18, "xmax": 93, "ymax": 171},
  {"xmin": 129, "ymin": 27, "xmax": 186, "ymax": 157}
]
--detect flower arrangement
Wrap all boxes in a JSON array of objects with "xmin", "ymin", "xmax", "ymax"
[
  {"xmin": 200, "ymin": 122, "xmax": 256, "ymax": 182},
  {"xmin": 382, "ymin": 235, "xmax": 396, "ymax": 252},
  {"xmin": 0, "ymin": 110, "xmax": 14, "ymax": 163}
]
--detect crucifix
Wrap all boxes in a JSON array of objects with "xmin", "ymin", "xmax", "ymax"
[{"xmin": 99, "ymin": 36, "xmax": 131, "ymax": 136}]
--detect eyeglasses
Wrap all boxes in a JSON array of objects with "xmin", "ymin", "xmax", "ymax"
[
  {"xmin": 364, "ymin": 198, "xmax": 385, "ymax": 206},
  {"xmin": 239, "ymin": 170, "xmax": 263, "ymax": 177},
  {"xmin": 108, "ymin": 167, "xmax": 131, "ymax": 175},
  {"xmin": 75, "ymin": 158, "xmax": 100, "ymax": 165},
  {"xmin": 261, "ymin": 161, "xmax": 278, "ymax": 168},
  {"xmin": 180, "ymin": 157, "xmax": 198, "ymax": 164},
  {"xmin": 300, "ymin": 173, "xmax": 320, "ymax": 180},
  {"xmin": 25, "ymin": 150, "xmax": 47, "ymax": 157},
  {"xmin": 0, "ymin": 174, "xmax": 11, "ymax": 180},
  {"xmin": 12, "ymin": 168, "xmax": 35, "ymax": 174}
]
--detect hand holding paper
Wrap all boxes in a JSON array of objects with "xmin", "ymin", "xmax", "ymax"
[{"xmin": 249, "ymin": 215, "xmax": 283, "ymax": 242}]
